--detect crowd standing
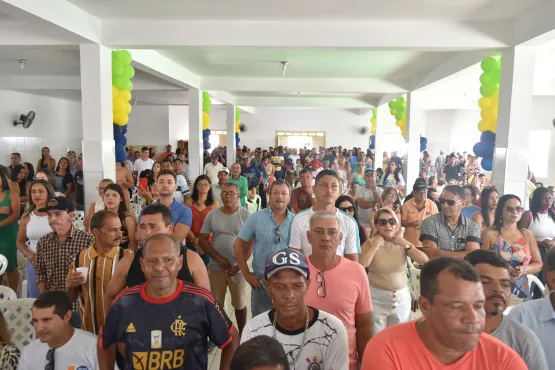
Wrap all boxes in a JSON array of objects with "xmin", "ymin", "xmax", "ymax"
[{"xmin": 0, "ymin": 143, "xmax": 552, "ymax": 370}]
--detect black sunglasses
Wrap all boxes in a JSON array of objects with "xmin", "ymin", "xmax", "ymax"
[
  {"xmin": 377, "ymin": 218, "xmax": 397, "ymax": 227},
  {"xmin": 274, "ymin": 227, "xmax": 281, "ymax": 244},
  {"xmin": 439, "ymin": 198, "xmax": 457, "ymax": 206},
  {"xmin": 338, "ymin": 206, "xmax": 354, "ymax": 213}
]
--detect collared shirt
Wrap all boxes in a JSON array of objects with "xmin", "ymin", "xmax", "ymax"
[
  {"xmin": 139, "ymin": 199, "xmax": 192, "ymax": 228},
  {"xmin": 68, "ymin": 244, "xmax": 132, "ymax": 335},
  {"xmin": 419, "ymin": 212, "xmax": 481, "ymax": 251},
  {"xmin": 212, "ymin": 183, "xmax": 224, "ymax": 205},
  {"xmin": 35, "ymin": 227, "xmax": 94, "ymax": 311},
  {"xmin": 443, "ymin": 164, "xmax": 460, "ymax": 181},
  {"xmin": 508, "ymin": 294, "xmax": 555, "ymax": 369},
  {"xmin": 401, "ymin": 198, "xmax": 438, "ymax": 247},
  {"xmin": 204, "ymin": 162, "xmax": 224, "ymax": 185},
  {"xmin": 237, "ymin": 207, "xmax": 295, "ymax": 276}
]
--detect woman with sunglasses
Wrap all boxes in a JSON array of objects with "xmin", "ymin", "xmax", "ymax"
[
  {"xmin": 481, "ymin": 194, "xmax": 542, "ymax": 300},
  {"xmin": 360, "ymin": 208, "xmax": 428, "ymax": 334},
  {"xmin": 472, "ymin": 187, "xmax": 499, "ymax": 229},
  {"xmin": 335, "ymin": 195, "xmax": 368, "ymax": 244},
  {"xmin": 369, "ymin": 187, "xmax": 401, "ymax": 236}
]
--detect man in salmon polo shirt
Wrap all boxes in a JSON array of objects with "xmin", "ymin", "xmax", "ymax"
[
  {"xmin": 361, "ymin": 257, "xmax": 527, "ymax": 370},
  {"xmin": 304, "ymin": 210, "xmax": 372, "ymax": 370}
]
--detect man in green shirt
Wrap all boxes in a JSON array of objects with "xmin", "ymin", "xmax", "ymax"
[{"xmin": 229, "ymin": 163, "xmax": 249, "ymax": 207}]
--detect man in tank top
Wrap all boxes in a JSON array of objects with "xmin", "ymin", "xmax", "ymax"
[{"xmin": 103, "ymin": 204, "xmax": 210, "ymax": 314}]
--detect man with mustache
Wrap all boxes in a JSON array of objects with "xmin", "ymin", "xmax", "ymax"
[
  {"xmin": 66, "ymin": 210, "xmax": 132, "ymax": 335},
  {"xmin": 361, "ymin": 257, "xmax": 527, "ymax": 369},
  {"xmin": 464, "ymin": 250, "xmax": 548, "ymax": 369}
]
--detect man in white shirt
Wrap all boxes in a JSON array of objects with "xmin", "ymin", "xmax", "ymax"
[
  {"xmin": 288, "ymin": 148, "xmax": 300, "ymax": 167},
  {"xmin": 18, "ymin": 291, "xmax": 99, "ymax": 370},
  {"xmin": 288, "ymin": 169, "xmax": 360, "ymax": 262},
  {"xmin": 204, "ymin": 153, "xmax": 224, "ymax": 185},
  {"xmin": 133, "ymin": 146, "xmax": 155, "ymax": 184},
  {"xmin": 356, "ymin": 169, "xmax": 383, "ymax": 230}
]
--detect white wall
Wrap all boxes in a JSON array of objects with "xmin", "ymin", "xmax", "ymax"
[
  {"xmin": 530, "ymin": 96, "xmax": 555, "ymax": 184},
  {"xmin": 168, "ymin": 106, "xmax": 189, "ymax": 146},
  {"xmin": 0, "ymin": 89, "xmax": 82, "ymax": 167},
  {"xmin": 127, "ymin": 105, "xmax": 170, "ymax": 154}
]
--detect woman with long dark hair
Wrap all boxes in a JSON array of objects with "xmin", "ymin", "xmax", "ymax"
[
  {"xmin": 11, "ymin": 165, "xmax": 28, "ymax": 206},
  {"xmin": 185, "ymin": 175, "xmax": 219, "ymax": 265},
  {"xmin": 380, "ymin": 159, "xmax": 405, "ymax": 193},
  {"xmin": 481, "ymin": 194, "xmax": 542, "ymax": 299},
  {"xmin": 0, "ymin": 167, "xmax": 20, "ymax": 292},
  {"xmin": 16, "ymin": 180, "xmax": 55, "ymax": 298},
  {"xmin": 35, "ymin": 169, "xmax": 62, "ymax": 196},
  {"xmin": 103, "ymin": 183, "xmax": 137, "ymax": 250},
  {"xmin": 54, "ymin": 157, "xmax": 74, "ymax": 198},
  {"xmin": 335, "ymin": 195, "xmax": 368, "ymax": 243},
  {"xmin": 22, "ymin": 162, "xmax": 35, "ymax": 199},
  {"xmin": 36, "ymin": 146, "xmax": 56, "ymax": 172},
  {"xmin": 472, "ymin": 187, "xmax": 499, "ymax": 229}
]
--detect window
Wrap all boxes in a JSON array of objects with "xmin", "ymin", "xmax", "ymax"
[{"xmin": 528, "ymin": 130, "xmax": 551, "ymax": 178}]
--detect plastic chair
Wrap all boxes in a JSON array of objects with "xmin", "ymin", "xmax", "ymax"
[
  {"xmin": 21, "ymin": 280, "xmax": 27, "ymax": 299},
  {"xmin": 407, "ymin": 268, "xmax": 421, "ymax": 299},
  {"xmin": 0, "ymin": 298, "xmax": 36, "ymax": 349},
  {"xmin": 0, "ymin": 286, "xmax": 17, "ymax": 302},
  {"xmin": 0, "ymin": 254, "xmax": 8, "ymax": 275},
  {"xmin": 72, "ymin": 211, "xmax": 85, "ymax": 230},
  {"xmin": 527, "ymin": 274, "xmax": 546, "ymax": 298}
]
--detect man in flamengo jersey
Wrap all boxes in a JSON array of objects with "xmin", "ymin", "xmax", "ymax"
[{"xmin": 98, "ymin": 234, "xmax": 239, "ymax": 370}]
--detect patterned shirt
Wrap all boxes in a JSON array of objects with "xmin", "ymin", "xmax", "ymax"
[
  {"xmin": 237, "ymin": 207, "xmax": 295, "ymax": 276},
  {"xmin": 35, "ymin": 226, "xmax": 94, "ymax": 310},
  {"xmin": 419, "ymin": 212, "xmax": 481, "ymax": 251},
  {"xmin": 0, "ymin": 343, "xmax": 20, "ymax": 370},
  {"xmin": 68, "ymin": 245, "xmax": 133, "ymax": 335}
]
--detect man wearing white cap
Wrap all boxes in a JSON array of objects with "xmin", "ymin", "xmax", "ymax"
[{"xmin": 212, "ymin": 167, "xmax": 230, "ymax": 205}]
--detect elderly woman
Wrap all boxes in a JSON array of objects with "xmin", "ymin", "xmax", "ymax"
[{"xmin": 360, "ymin": 207, "xmax": 429, "ymax": 334}]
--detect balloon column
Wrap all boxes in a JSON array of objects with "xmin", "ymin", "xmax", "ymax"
[
  {"xmin": 369, "ymin": 108, "xmax": 377, "ymax": 149},
  {"xmin": 420, "ymin": 137, "xmax": 428, "ymax": 152},
  {"xmin": 202, "ymin": 92, "xmax": 212, "ymax": 150},
  {"xmin": 112, "ymin": 50, "xmax": 134, "ymax": 163},
  {"xmin": 388, "ymin": 96, "xmax": 407, "ymax": 136},
  {"xmin": 474, "ymin": 55, "xmax": 501, "ymax": 171},
  {"xmin": 235, "ymin": 108, "xmax": 240, "ymax": 147}
]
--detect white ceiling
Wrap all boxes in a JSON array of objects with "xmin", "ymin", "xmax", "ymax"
[
  {"xmin": 0, "ymin": 46, "xmax": 80, "ymax": 75},
  {"xmin": 66, "ymin": 0, "xmax": 543, "ymax": 21}
]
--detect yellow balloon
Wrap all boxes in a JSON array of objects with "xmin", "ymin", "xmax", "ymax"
[
  {"xmin": 119, "ymin": 90, "xmax": 132, "ymax": 102},
  {"xmin": 124, "ymin": 102, "xmax": 132, "ymax": 115},
  {"xmin": 114, "ymin": 114, "xmax": 128, "ymax": 126},
  {"xmin": 481, "ymin": 107, "xmax": 497, "ymax": 121},
  {"xmin": 478, "ymin": 120, "xmax": 490, "ymax": 132},
  {"xmin": 491, "ymin": 92, "xmax": 499, "ymax": 106},
  {"xmin": 371, "ymin": 118, "xmax": 376, "ymax": 125},
  {"xmin": 488, "ymin": 122, "xmax": 497, "ymax": 133},
  {"xmin": 203, "ymin": 115, "xmax": 211, "ymax": 126},
  {"xmin": 202, "ymin": 122, "xmax": 209, "ymax": 130},
  {"xmin": 112, "ymin": 86, "xmax": 119, "ymax": 99},
  {"xmin": 371, "ymin": 126, "xmax": 376, "ymax": 135},
  {"xmin": 113, "ymin": 99, "xmax": 125, "ymax": 114}
]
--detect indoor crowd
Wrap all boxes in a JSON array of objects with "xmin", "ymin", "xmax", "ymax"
[{"xmin": 0, "ymin": 143, "xmax": 553, "ymax": 370}]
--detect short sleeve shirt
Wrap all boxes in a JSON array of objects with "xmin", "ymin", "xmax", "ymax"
[
  {"xmin": 139, "ymin": 200, "xmax": 192, "ymax": 228},
  {"xmin": 355, "ymin": 186, "xmax": 384, "ymax": 229},
  {"xmin": 401, "ymin": 198, "xmax": 439, "ymax": 247},
  {"xmin": 419, "ymin": 213, "xmax": 481, "ymax": 251}
]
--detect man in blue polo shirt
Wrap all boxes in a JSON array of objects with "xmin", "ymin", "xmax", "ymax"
[
  {"xmin": 139, "ymin": 170, "xmax": 192, "ymax": 244},
  {"xmin": 234, "ymin": 180, "xmax": 295, "ymax": 317}
]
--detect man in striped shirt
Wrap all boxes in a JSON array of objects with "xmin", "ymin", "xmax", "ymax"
[{"xmin": 67, "ymin": 210, "xmax": 132, "ymax": 335}]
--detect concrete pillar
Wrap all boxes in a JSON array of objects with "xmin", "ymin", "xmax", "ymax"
[
  {"xmin": 492, "ymin": 46, "xmax": 536, "ymax": 203},
  {"xmin": 188, "ymin": 89, "xmax": 203, "ymax": 180},
  {"xmin": 373, "ymin": 104, "xmax": 389, "ymax": 173},
  {"xmin": 405, "ymin": 92, "xmax": 426, "ymax": 190},
  {"xmin": 226, "ymin": 104, "xmax": 236, "ymax": 167},
  {"xmin": 79, "ymin": 44, "xmax": 115, "ymax": 212}
]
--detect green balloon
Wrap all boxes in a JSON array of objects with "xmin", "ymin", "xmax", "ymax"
[
  {"xmin": 114, "ymin": 76, "xmax": 131, "ymax": 90},
  {"xmin": 122, "ymin": 65, "xmax": 135, "ymax": 79},
  {"xmin": 491, "ymin": 71, "xmax": 500, "ymax": 84},
  {"xmin": 481, "ymin": 57, "xmax": 498, "ymax": 73},
  {"xmin": 112, "ymin": 63, "xmax": 123, "ymax": 77},
  {"xmin": 390, "ymin": 109, "xmax": 397, "ymax": 116},
  {"xmin": 114, "ymin": 50, "xmax": 132, "ymax": 66},
  {"xmin": 479, "ymin": 72, "xmax": 493, "ymax": 85},
  {"xmin": 396, "ymin": 96, "xmax": 405, "ymax": 105},
  {"xmin": 388, "ymin": 101, "xmax": 396, "ymax": 109},
  {"xmin": 480, "ymin": 83, "xmax": 498, "ymax": 97},
  {"xmin": 128, "ymin": 80, "xmax": 134, "ymax": 92},
  {"xmin": 395, "ymin": 112, "xmax": 404, "ymax": 121}
]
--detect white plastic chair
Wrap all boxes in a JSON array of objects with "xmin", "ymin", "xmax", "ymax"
[
  {"xmin": 72, "ymin": 211, "xmax": 85, "ymax": 230},
  {"xmin": 407, "ymin": 268, "xmax": 421, "ymax": 299},
  {"xmin": 527, "ymin": 274, "xmax": 546, "ymax": 297},
  {"xmin": 21, "ymin": 280, "xmax": 27, "ymax": 299},
  {"xmin": 0, "ymin": 298, "xmax": 36, "ymax": 349},
  {"xmin": 0, "ymin": 254, "xmax": 7, "ymax": 275},
  {"xmin": 0, "ymin": 286, "xmax": 17, "ymax": 302}
]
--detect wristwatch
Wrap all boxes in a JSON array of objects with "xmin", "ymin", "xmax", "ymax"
[{"xmin": 404, "ymin": 244, "xmax": 413, "ymax": 252}]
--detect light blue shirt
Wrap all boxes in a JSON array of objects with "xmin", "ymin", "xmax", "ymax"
[
  {"xmin": 508, "ymin": 294, "xmax": 555, "ymax": 369},
  {"xmin": 461, "ymin": 205, "xmax": 480, "ymax": 219},
  {"xmin": 237, "ymin": 207, "xmax": 294, "ymax": 276}
]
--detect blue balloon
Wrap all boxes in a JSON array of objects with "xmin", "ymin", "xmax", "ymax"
[
  {"xmin": 202, "ymin": 129, "xmax": 211, "ymax": 138},
  {"xmin": 420, "ymin": 143, "xmax": 426, "ymax": 152},
  {"xmin": 480, "ymin": 131, "xmax": 496, "ymax": 146},
  {"xmin": 115, "ymin": 144, "xmax": 126, "ymax": 163},
  {"xmin": 121, "ymin": 124, "xmax": 128, "ymax": 135},
  {"xmin": 370, "ymin": 143, "xmax": 375, "ymax": 149},
  {"xmin": 114, "ymin": 135, "xmax": 127, "ymax": 147},
  {"xmin": 235, "ymin": 133, "xmax": 239, "ymax": 139},
  {"xmin": 203, "ymin": 141, "xmax": 211, "ymax": 150},
  {"xmin": 481, "ymin": 157, "xmax": 493, "ymax": 171},
  {"xmin": 370, "ymin": 135, "xmax": 375, "ymax": 141},
  {"xmin": 421, "ymin": 137, "xmax": 428, "ymax": 144},
  {"xmin": 113, "ymin": 124, "xmax": 122, "ymax": 137}
]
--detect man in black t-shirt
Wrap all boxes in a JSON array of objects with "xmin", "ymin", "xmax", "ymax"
[{"xmin": 99, "ymin": 234, "xmax": 239, "ymax": 370}]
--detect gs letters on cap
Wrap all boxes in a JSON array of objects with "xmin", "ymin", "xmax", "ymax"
[{"xmin": 265, "ymin": 248, "xmax": 310, "ymax": 280}]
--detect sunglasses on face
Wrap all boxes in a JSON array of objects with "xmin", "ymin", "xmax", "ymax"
[
  {"xmin": 504, "ymin": 205, "xmax": 524, "ymax": 214},
  {"xmin": 376, "ymin": 218, "xmax": 397, "ymax": 227},
  {"xmin": 439, "ymin": 198, "xmax": 458, "ymax": 206},
  {"xmin": 339, "ymin": 206, "xmax": 354, "ymax": 213}
]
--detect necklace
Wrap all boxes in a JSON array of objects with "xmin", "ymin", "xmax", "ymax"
[{"xmin": 273, "ymin": 306, "xmax": 309, "ymax": 367}]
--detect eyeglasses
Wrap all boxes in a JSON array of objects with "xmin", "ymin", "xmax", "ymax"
[
  {"xmin": 274, "ymin": 227, "xmax": 281, "ymax": 244},
  {"xmin": 316, "ymin": 271, "xmax": 326, "ymax": 298},
  {"xmin": 45, "ymin": 348, "xmax": 55, "ymax": 370},
  {"xmin": 439, "ymin": 198, "xmax": 457, "ymax": 206},
  {"xmin": 504, "ymin": 205, "xmax": 524, "ymax": 214},
  {"xmin": 377, "ymin": 218, "xmax": 397, "ymax": 227},
  {"xmin": 338, "ymin": 206, "xmax": 354, "ymax": 213},
  {"xmin": 222, "ymin": 191, "xmax": 237, "ymax": 197}
]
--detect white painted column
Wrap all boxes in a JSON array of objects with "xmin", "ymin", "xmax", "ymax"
[
  {"xmin": 492, "ymin": 46, "xmax": 536, "ymax": 203},
  {"xmin": 226, "ymin": 104, "xmax": 236, "ymax": 167},
  {"xmin": 188, "ymin": 89, "xmax": 203, "ymax": 180},
  {"xmin": 373, "ymin": 104, "xmax": 388, "ymax": 172},
  {"xmin": 79, "ymin": 44, "xmax": 115, "ymax": 213},
  {"xmin": 405, "ymin": 92, "xmax": 426, "ymax": 190}
]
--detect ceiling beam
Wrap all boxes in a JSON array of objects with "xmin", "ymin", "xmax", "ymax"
[
  {"xmin": 0, "ymin": 0, "xmax": 101, "ymax": 43},
  {"xmin": 0, "ymin": 21, "xmax": 75, "ymax": 45},
  {"xmin": 234, "ymin": 96, "xmax": 373, "ymax": 109},
  {"xmin": 128, "ymin": 49, "xmax": 200, "ymax": 90},
  {"xmin": 201, "ymin": 77, "xmax": 405, "ymax": 94},
  {"xmin": 103, "ymin": 20, "xmax": 508, "ymax": 50},
  {"xmin": 513, "ymin": 1, "xmax": 555, "ymax": 46}
]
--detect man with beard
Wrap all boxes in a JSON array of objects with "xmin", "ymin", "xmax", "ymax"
[
  {"xmin": 465, "ymin": 250, "xmax": 548, "ymax": 369},
  {"xmin": 361, "ymin": 257, "xmax": 526, "ymax": 369}
]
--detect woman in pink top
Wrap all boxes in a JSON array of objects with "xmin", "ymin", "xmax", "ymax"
[{"xmin": 304, "ymin": 210, "xmax": 372, "ymax": 370}]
